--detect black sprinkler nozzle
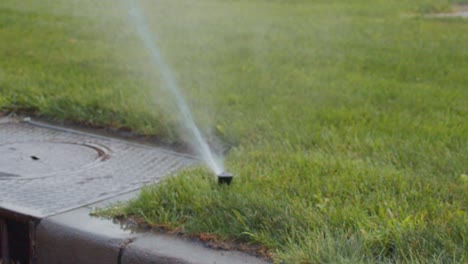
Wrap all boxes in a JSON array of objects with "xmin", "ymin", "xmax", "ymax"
[{"xmin": 218, "ymin": 172, "xmax": 233, "ymax": 185}]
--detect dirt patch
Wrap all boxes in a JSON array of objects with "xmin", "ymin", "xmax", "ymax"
[
  {"xmin": 113, "ymin": 215, "xmax": 273, "ymax": 262},
  {"xmin": 193, "ymin": 232, "xmax": 272, "ymax": 261},
  {"xmin": 431, "ymin": 4, "xmax": 468, "ymax": 17},
  {"xmin": 454, "ymin": 3, "xmax": 468, "ymax": 12}
]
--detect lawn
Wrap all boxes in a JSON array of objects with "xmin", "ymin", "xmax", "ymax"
[{"xmin": 1, "ymin": 0, "xmax": 467, "ymax": 263}]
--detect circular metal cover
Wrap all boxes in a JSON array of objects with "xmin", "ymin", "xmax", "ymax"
[
  {"xmin": 0, "ymin": 142, "xmax": 108, "ymax": 178},
  {"xmin": 0, "ymin": 120, "xmax": 197, "ymax": 218}
]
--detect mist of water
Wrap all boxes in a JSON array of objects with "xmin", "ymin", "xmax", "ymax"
[{"xmin": 125, "ymin": 0, "xmax": 224, "ymax": 174}]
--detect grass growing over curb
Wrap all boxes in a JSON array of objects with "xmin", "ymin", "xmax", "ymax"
[{"xmin": 1, "ymin": 0, "xmax": 468, "ymax": 262}]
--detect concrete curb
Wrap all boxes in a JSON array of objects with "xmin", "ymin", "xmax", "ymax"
[
  {"xmin": 35, "ymin": 192, "xmax": 270, "ymax": 264},
  {"xmin": 36, "ymin": 209, "xmax": 124, "ymax": 263},
  {"xmin": 121, "ymin": 233, "xmax": 267, "ymax": 264}
]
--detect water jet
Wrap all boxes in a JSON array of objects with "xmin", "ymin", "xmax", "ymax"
[{"xmin": 125, "ymin": 0, "xmax": 224, "ymax": 175}]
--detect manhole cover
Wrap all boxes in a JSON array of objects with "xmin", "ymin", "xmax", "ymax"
[
  {"xmin": 0, "ymin": 142, "xmax": 108, "ymax": 178},
  {"xmin": 0, "ymin": 119, "xmax": 197, "ymax": 218}
]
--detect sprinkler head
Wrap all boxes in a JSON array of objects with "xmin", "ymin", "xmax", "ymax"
[{"xmin": 218, "ymin": 172, "xmax": 233, "ymax": 185}]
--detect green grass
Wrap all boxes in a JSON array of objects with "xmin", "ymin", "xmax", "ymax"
[{"xmin": 1, "ymin": 0, "xmax": 468, "ymax": 263}]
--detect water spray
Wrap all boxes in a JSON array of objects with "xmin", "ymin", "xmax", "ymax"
[{"xmin": 125, "ymin": 0, "xmax": 226, "ymax": 181}]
